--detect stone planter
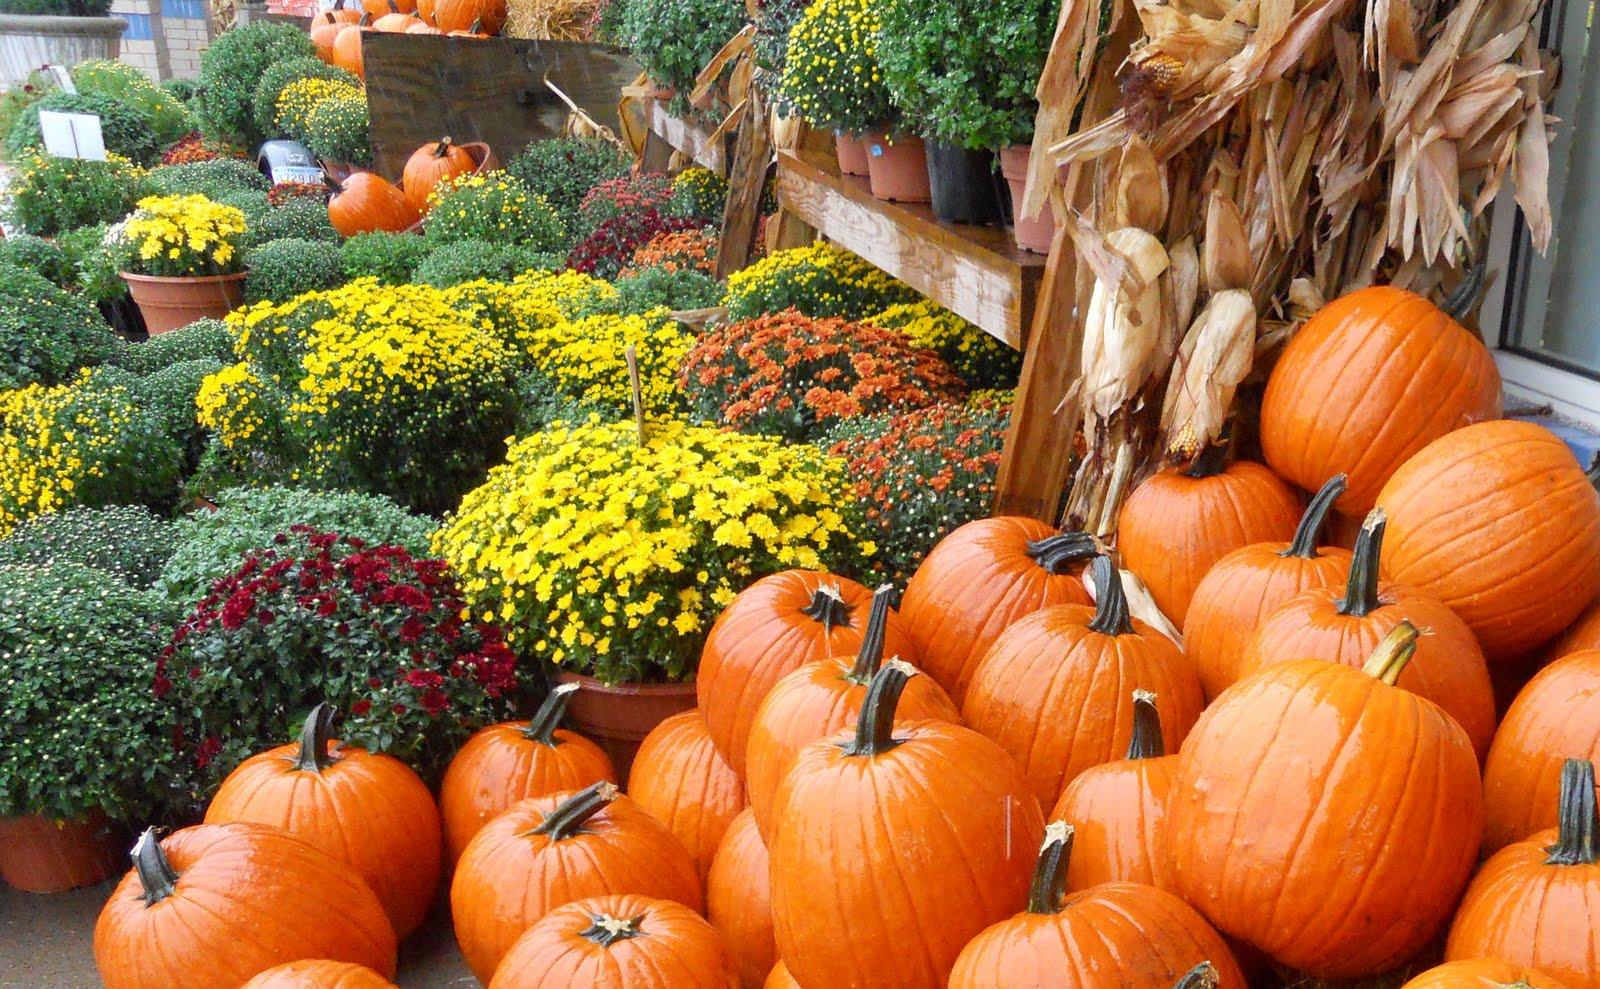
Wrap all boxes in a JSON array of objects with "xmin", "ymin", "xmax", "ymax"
[{"xmin": 0, "ymin": 13, "xmax": 126, "ymax": 87}]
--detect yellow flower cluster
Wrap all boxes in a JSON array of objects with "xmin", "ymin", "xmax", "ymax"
[
  {"xmin": 433, "ymin": 416, "xmax": 868, "ymax": 682},
  {"xmin": 670, "ymin": 166, "xmax": 728, "ymax": 217},
  {"xmin": 275, "ymin": 78, "xmax": 362, "ymax": 136},
  {"xmin": 440, "ymin": 269, "xmax": 615, "ymax": 356},
  {"xmin": 724, "ymin": 241, "xmax": 918, "ymax": 321},
  {"xmin": 195, "ymin": 361, "xmax": 274, "ymax": 450},
  {"xmin": 869, "ymin": 299, "xmax": 1020, "ymax": 388},
  {"xmin": 120, "ymin": 194, "xmax": 247, "ymax": 277},
  {"xmin": 526, "ymin": 308, "xmax": 692, "ymax": 412},
  {"xmin": 780, "ymin": 0, "xmax": 894, "ymax": 133}
]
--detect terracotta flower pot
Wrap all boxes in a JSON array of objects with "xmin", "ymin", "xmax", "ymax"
[
  {"xmin": 121, "ymin": 271, "xmax": 247, "ymax": 335},
  {"xmin": 863, "ymin": 130, "xmax": 931, "ymax": 204},
  {"xmin": 552, "ymin": 672, "xmax": 698, "ymax": 780},
  {"xmin": 834, "ymin": 132, "xmax": 870, "ymax": 177},
  {"xmin": 1000, "ymin": 144, "xmax": 1057, "ymax": 254},
  {"xmin": 0, "ymin": 813, "xmax": 122, "ymax": 893},
  {"xmin": 461, "ymin": 141, "xmax": 501, "ymax": 176}
]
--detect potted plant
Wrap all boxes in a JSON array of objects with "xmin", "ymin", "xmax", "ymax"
[
  {"xmin": 0, "ymin": 0, "xmax": 124, "ymax": 89},
  {"xmin": 117, "ymin": 193, "xmax": 249, "ymax": 334},
  {"xmin": 621, "ymin": 0, "xmax": 747, "ymax": 112},
  {"xmin": 877, "ymin": 0, "xmax": 1056, "ymax": 231}
]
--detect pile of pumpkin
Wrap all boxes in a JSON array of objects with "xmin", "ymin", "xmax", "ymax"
[
  {"xmin": 311, "ymin": 0, "xmax": 502, "ymax": 79},
  {"xmin": 91, "ymin": 283, "xmax": 1600, "ymax": 988},
  {"xmin": 323, "ymin": 134, "xmax": 499, "ymax": 239}
]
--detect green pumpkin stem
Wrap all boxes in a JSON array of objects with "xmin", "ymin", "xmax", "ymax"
[
  {"xmin": 1336, "ymin": 508, "xmax": 1386, "ymax": 618},
  {"xmin": 1024, "ymin": 531, "xmax": 1100, "ymax": 575},
  {"xmin": 292, "ymin": 703, "xmax": 337, "ymax": 773},
  {"xmin": 533, "ymin": 781, "xmax": 619, "ymax": 840},
  {"xmin": 1360, "ymin": 620, "xmax": 1418, "ymax": 686},
  {"xmin": 1181, "ymin": 440, "xmax": 1229, "ymax": 479},
  {"xmin": 1026, "ymin": 821, "xmax": 1074, "ymax": 914},
  {"xmin": 1127, "ymin": 690, "xmax": 1165, "ymax": 759},
  {"xmin": 842, "ymin": 659, "xmax": 917, "ymax": 758},
  {"xmin": 522, "ymin": 682, "xmax": 579, "ymax": 745},
  {"xmin": 1546, "ymin": 758, "xmax": 1599, "ymax": 866},
  {"xmin": 579, "ymin": 912, "xmax": 647, "ymax": 948},
  {"xmin": 1173, "ymin": 962, "xmax": 1220, "ymax": 989},
  {"xmin": 800, "ymin": 582, "xmax": 850, "ymax": 633},
  {"xmin": 132, "ymin": 828, "xmax": 179, "ymax": 907},
  {"xmin": 846, "ymin": 584, "xmax": 894, "ymax": 682},
  {"xmin": 1442, "ymin": 261, "xmax": 1486, "ymax": 321},
  {"xmin": 1087, "ymin": 555, "xmax": 1134, "ymax": 636},
  {"xmin": 1282, "ymin": 474, "xmax": 1347, "ymax": 559}
]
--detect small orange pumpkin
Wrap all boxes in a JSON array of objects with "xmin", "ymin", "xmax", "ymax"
[
  {"xmin": 627, "ymin": 710, "xmax": 746, "ymax": 881},
  {"xmin": 400, "ymin": 138, "xmax": 476, "ymax": 211},
  {"xmin": 240, "ymin": 960, "xmax": 398, "ymax": 989},
  {"xmin": 310, "ymin": 10, "xmax": 352, "ymax": 61},
  {"xmin": 1548, "ymin": 599, "xmax": 1600, "ymax": 659},
  {"xmin": 404, "ymin": 16, "xmax": 441, "ymax": 32},
  {"xmin": 372, "ymin": 0, "xmax": 420, "ymax": 30},
  {"xmin": 326, "ymin": 172, "xmax": 419, "ymax": 237},
  {"xmin": 430, "ymin": 0, "xmax": 503, "ymax": 33},
  {"xmin": 330, "ymin": 16, "xmax": 371, "ymax": 78},
  {"xmin": 1400, "ymin": 959, "xmax": 1575, "ymax": 989}
]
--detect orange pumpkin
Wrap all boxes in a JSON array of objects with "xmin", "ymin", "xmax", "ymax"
[
  {"xmin": 203, "ymin": 705, "xmax": 441, "ymax": 939},
  {"xmin": 1166, "ymin": 623, "xmax": 1484, "ymax": 978},
  {"xmin": 1447, "ymin": 759, "xmax": 1600, "ymax": 989},
  {"xmin": 899, "ymin": 518, "xmax": 1098, "ymax": 704},
  {"xmin": 1401, "ymin": 959, "xmax": 1575, "ymax": 989},
  {"xmin": 359, "ymin": 0, "xmax": 413, "ymax": 15},
  {"xmin": 429, "ymin": 0, "xmax": 503, "ymax": 33},
  {"xmin": 94, "ymin": 824, "xmax": 397, "ymax": 989},
  {"xmin": 1184, "ymin": 474, "xmax": 1353, "ymax": 700},
  {"xmin": 1260, "ymin": 284, "xmax": 1502, "ymax": 516},
  {"xmin": 326, "ymin": 172, "xmax": 419, "ymax": 237},
  {"xmin": 240, "ymin": 960, "xmax": 398, "ymax": 989},
  {"xmin": 439, "ymin": 682, "xmax": 617, "ymax": 864},
  {"xmin": 946, "ymin": 822, "xmax": 1247, "ymax": 988},
  {"xmin": 330, "ymin": 16, "xmax": 371, "ymax": 77},
  {"xmin": 697, "ymin": 570, "xmax": 915, "ymax": 775},
  {"xmin": 744, "ymin": 585, "xmax": 961, "ymax": 841},
  {"xmin": 401, "ymin": 136, "xmax": 475, "ymax": 213},
  {"xmin": 962, "ymin": 556, "xmax": 1204, "ymax": 808},
  {"xmin": 1116, "ymin": 444, "xmax": 1303, "ymax": 626},
  {"xmin": 446, "ymin": 18, "xmax": 488, "ymax": 35},
  {"xmin": 1377, "ymin": 419, "xmax": 1600, "ymax": 660},
  {"xmin": 706, "ymin": 810, "xmax": 774, "ymax": 989},
  {"xmin": 310, "ymin": 10, "xmax": 352, "ymax": 61},
  {"xmin": 1483, "ymin": 650, "xmax": 1600, "ymax": 852},
  {"xmin": 627, "ymin": 710, "xmax": 746, "ymax": 881},
  {"xmin": 1050, "ymin": 690, "xmax": 1179, "ymax": 891},
  {"xmin": 1238, "ymin": 509, "xmax": 1497, "ymax": 760},
  {"xmin": 489, "ymin": 894, "xmax": 737, "ymax": 989},
  {"xmin": 1549, "ymin": 599, "xmax": 1600, "ymax": 659},
  {"xmin": 770, "ymin": 661, "xmax": 1045, "ymax": 989},
  {"xmin": 404, "ymin": 17, "xmax": 441, "ymax": 32},
  {"xmin": 764, "ymin": 963, "xmax": 800, "ymax": 989},
  {"xmin": 372, "ymin": 0, "xmax": 420, "ymax": 30},
  {"xmin": 450, "ymin": 782, "xmax": 704, "ymax": 985}
]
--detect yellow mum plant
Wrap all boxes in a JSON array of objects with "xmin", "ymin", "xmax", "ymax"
[
  {"xmin": 524, "ymin": 307, "xmax": 692, "ymax": 413},
  {"xmin": 119, "ymin": 194, "xmax": 247, "ymax": 278},
  {"xmin": 723, "ymin": 241, "xmax": 918, "ymax": 321},
  {"xmin": 869, "ymin": 299, "xmax": 1022, "ymax": 389}
]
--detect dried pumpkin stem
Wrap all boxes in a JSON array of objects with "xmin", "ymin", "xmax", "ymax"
[
  {"xmin": 799, "ymin": 583, "xmax": 850, "ymax": 633},
  {"xmin": 1173, "ymin": 962, "xmax": 1219, "ymax": 989},
  {"xmin": 1026, "ymin": 821, "xmax": 1075, "ymax": 914},
  {"xmin": 1087, "ymin": 555, "xmax": 1134, "ymax": 636},
  {"xmin": 847, "ymin": 584, "xmax": 894, "ymax": 682},
  {"xmin": 533, "ymin": 781, "xmax": 619, "ymax": 840},
  {"xmin": 1180, "ymin": 441, "xmax": 1229, "ymax": 479},
  {"xmin": 1359, "ymin": 621, "xmax": 1419, "ymax": 685},
  {"xmin": 842, "ymin": 659, "xmax": 917, "ymax": 758},
  {"xmin": 132, "ymin": 828, "xmax": 179, "ymax": 907},
  {"xmin": 433, "ymin": 136, "xmax": 454, "ymax": 157},
  {"xmin": 1442, "ymin": 261, "xmax": 1487, "ymax": 321},
  {"xmin": 522, "ymin": 682, "xmax": 580, "ymax": 746},
  {"xmin": 1546, "ymin": 758, "xmax": 1599, "ymax": 866},
  {"xmin": 1024, "ymin": 531, "xmax": 1100, "ymax": 575},
  {"xmin": 1127, "ymin": 690, "xmax": 1164, "ymax": 759},
  {"xmin": 1336, "ymin": 508, "xmax": 1386, "ymax": 618},
  {"xmin": 1282, "ymin": 474, "xmax": 1347, "ymax": 559},
  {"xmin": 579, "ymin": 912, "xmax": 647, "ymax": 947},
  {"xmin": 292, "ymin": 703, "xmax": 338, "ymax": 773}
]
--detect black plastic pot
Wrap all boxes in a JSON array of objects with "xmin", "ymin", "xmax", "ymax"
[
  {"xmin": 925, "ymin": 139, "xmax": 1003, "ymax": 224},
  {"xmin": 99, "ymin": 295, "xmax": 148, "ymax": 342}
]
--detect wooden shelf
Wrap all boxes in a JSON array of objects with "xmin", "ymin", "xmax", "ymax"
[
  {"xmin": 773, "ymin": 149, "xmax": 1048, "ymax": 350},
  {"xmin": 643, "ymin": 99, "xmax": 729, "ymax": 175}
]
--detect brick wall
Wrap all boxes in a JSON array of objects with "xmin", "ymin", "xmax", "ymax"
[{"xmin": 110, "ymin": 0, "xmax": 214, "ymax": 81}]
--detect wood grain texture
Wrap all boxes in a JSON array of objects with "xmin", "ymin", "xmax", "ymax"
[
  {"xmin": 644, "ymin": 99, "xmax": 730, "ymax": 174},
  {"xmin": 715, "ymin": 90, "xmax": 770, "ymax": 278}
]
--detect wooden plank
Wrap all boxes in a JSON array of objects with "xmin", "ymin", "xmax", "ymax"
[
  {"xmin": 774, "ymin": 149, "xmax": 1045, "ymax": 350},
  {"xmin": 643, "ymin": 100, "xmax": 730, "ymax": 174},
  {"xmin": 715, "ymin": 89, "xmax": 771, "ymax": 278}
]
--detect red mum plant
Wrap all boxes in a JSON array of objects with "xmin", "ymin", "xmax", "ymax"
[
  {"xmin": 576, "ymin": 171, "xmax": 679, "ymax": 237},
  {"xmin": 160, "ymin": 132, "xmax": 244, "ymax": 165},
  {"xmin": 566, "ymin": 208, "xmax": 703, "ymax": 280},
  {"xmin": 679, "ymin": 308, "xmax": 966, "ymax": 441},
  {"xmin": 622, "ymin": 227, "xmax": 718, "ymax": 277},
  {"xmin": 268, "ymin": 180, "xmax": 330, "ymax": 206}
]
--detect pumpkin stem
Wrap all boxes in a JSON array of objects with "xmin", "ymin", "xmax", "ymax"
[
  {"xmin": 1359, "ymin": 620, "xmax": 1419, "ymax": 686},
  {"xmin": 1086, "ymin": 555, "xmax": 1134, "ymax": 636},
  {"xmin": 1586, "ymin": 453, "xmax": 1600, "ymax": 488},
  {"xmin": 1025, "ymin": 821, "xmax": 1074, "ymax": 914},
  {"xmin": 322, "ymin": 170, "xmax": 342, "ymax": 194},
  {"xmin": 1024, "ymin": 531, "xmax": 1100, "ymax": 575},
  {"xmin": 1545, "ymin": 758, "xmax": 1599, "ymax": 866},
  {"xmin": 291, "ymin": 703, "xmax": 338, "ymax": 773},
  {"xmin": 433, "ymin": 136, "xmax": 454, "ymax": 158},
  {"xmin": 358, "ymin": 11, "xmax": 371, "ymax": 23},
  {"xmin": 1126, "ymin": 690, "xmax": 1164, "ymax": 759},
  {"xmin": 846, "ymin": 584, "xmax": 894, "ymax": 682},
  {"xmin": 1173, "ymin": 962, "xmax": 1219, "ymax": 989},
  {"xmin": 1282, "ymin": 474, "xmax": 1347, "ymax": 559},
  {"xmin": 533, "ymin": 781, "xmax": 619, "ymax": 840},
  {"xmin": 841, "ymin": 659, "xmax": 917, "ymax": 758},
  {"xmin": 132, "ymin": 828, "xmax": 179, "ymax": 907},
  {"xmin": 1181, "ymin": 440, "xmax": 1229, "ymax": 479},
  {"xmin": 579, "ymin": 912, "xmax": 647, "ymax": 948},
  {"xmin": 1442, "ymin": 260, "xmax": 1487, "ymax": 322},
  {"xmin": 522, "ymin": 682, "xmax": 580, "ymax": 746},
  {"xmin": 1335, "ymin": 508, "xmax": 1386, "ymax": 618},
  {"xmin": 799, "ymin": 582, "xmax": 850, "ymax": 634}
]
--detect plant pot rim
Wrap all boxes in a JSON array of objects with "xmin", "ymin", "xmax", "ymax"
[
  {"xmin": 0, "ymin": 12, "xmax": 128, "ymax": 34},
  {"xmin": 553, "ymin": 670, "xmax": 696, "ymax": 695},
  {"xmin": 120, "ymin": 270, "xmax": 247, "ymax": 285}
]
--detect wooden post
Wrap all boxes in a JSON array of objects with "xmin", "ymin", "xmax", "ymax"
[
  {"xmin": 625, "ymin": 344, "xmax": 647, "ymax": 446},
  {"xmin": 716, "ymin": 87, "xmax": 773, "ymax": 279}
]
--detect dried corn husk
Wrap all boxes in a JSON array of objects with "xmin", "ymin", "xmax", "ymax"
[
  {"xmin": 1161, "ymin": 289, "xmax": 1256, "ymax": 457},
  {"xmin": 1080, "ymin": 227, "xmax": 1171, "ymax": 431},
  {"xmin": 1083, "ymin": 565, "xmax": 1184, "ymax": 645}
]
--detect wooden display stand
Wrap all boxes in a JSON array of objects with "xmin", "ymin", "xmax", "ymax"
[{"xmin": 641, "ymin": 100, "xmax": 731, "ymax": 175}]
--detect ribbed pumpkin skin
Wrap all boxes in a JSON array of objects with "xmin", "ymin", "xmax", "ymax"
[
  {"xmin": 1482, "ymin": 651, "xmax": 1600, "ymax": 852},
  {"xmin": 239, "ymin": 961, "xmax": 398, "ymax": 989},
  {"xmin": 947, "ymin": 882, "xmax": 1248, "ymax": 988},
  {"xmin": 1240, "ymin": 584, "xmax": 1497, "ymax": 761},
  {"xmin": 439, "ymin": 720, "xmax": 616, "ymax": 864},
  {"xmin": 627, "ymin": 711, "xmax": 747, "ymax": 881},
  {"xmin": 1401, "ymin": 959, "xmax": 1575, "ymax": 989},
  {"xmin": 770, "ymin": 721, "xmax": 1045, "ymax": 989},
  {"xmin": 744, "ymin": 655, "xmax": 961, "ymax": 842},
  {"xmin": 1548, "ymin": 600, "xmax": 1600, "ymax": 659},
  {"xmin": 430, "ymin": 0, "xmax": 504, "ymax": 33},
  {"xmin": 898, "ymin": 517, "xmax": 1094, "ymax": 704},
  {"xmin": 330, "ymin": 23, "xmax": 366, "ymax": 77},
  {"xmin": 1184, "ymin": 541, "xmax": 1351, "ymax": 700},
  {"xmin": 1377, "ymin": 420, "xmax": 1600, "ymax": 660},
  {"xmin": 1050, "ymin": 751, "xmax": 1179, "ymax": 891},
  {"xmin": 328, "ymin": 173, "xmax": 418, "ymax": 237},
  {"xmin": 450, "ymin": 791, "xmax": 704, "ymax": 985},
  {"xmin": 401, "ymin": 139, "xmax": 474, "ymax": 213},
  {"xmin": 705, "ymin": 811, "xmax": 774, "ymax": 989},
  {"xmin": 94, "ymin": 824, "xmax": 398, "ymax": 989},
  {"xmin": 1260, "ymin": 286, "xmax": 1502, "ymax": 515},
  {"xmin": 1117, "ymin": 461, "xmax": 1302, "ymax": 626},
  {"xmin": 763, "ymin": 963, "xmax": 800, "ymax": 989},
  {"xmin": 697, "ymin": 571, "xmax": 913, "ymax": 775},
  {"xmin": 489, "ymin": 894, "xmax": 737, "ymax": 989},
  {"xmin": 202, "ymin": 738, "xmax": 441, "ymax": 940},
  {"xmin": 961, "ymin": 605, "xmax": 1203, "ymax": 808},
  {"xmin": 1166, "ymin": 661, "xmax": 1484, "ymax": 978}
]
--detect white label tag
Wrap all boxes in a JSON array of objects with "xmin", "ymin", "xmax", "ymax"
[
  {"xmin": 38, "ymin": 110, "xmax": 105, "ymax": 161},
  {"xmin": 46, "ymin": 64, "xmax": 76, "ymax": 94},
  {"xmin": 271, "ymin": 165, "xmax": 326, "ymax": 185}
]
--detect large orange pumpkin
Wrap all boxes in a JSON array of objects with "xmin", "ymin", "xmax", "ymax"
[
  {"xmin": 1116, "ymin": 444, "xmax": 1303, "ymax": 626},
  {"xmin": 401, "ymin": 136, "xmax": 475, "ymax": 213},
  {"xmin": 697, "ymin": 571, "xmax": 915, "ymax": 775},
  {"xmin": 1401, "ymin": 959, "xmax": 1575, "ymax": 989},
  {"xmin": 1260, "ymin": 285, "xmax": 1502, "ymax": 515},
  {"xmin": 428, "ymin": 0, "xmax": 503, "ymax": 33},
  {"xmin": 1447, "ymin": 759, "xmax": 1600, "ymax": 988},
  {"xmin": 962, "ymin": 556, "xmax": 1204, "ymax": 808},
  {"xmin": 946, "ymin": 822, "xmax": 1247, "ymax": 988},
  {"xmin": 439, "ymin": 682, "xmax": 616, "ymax": 864},
  {"xmin": 372, "ymin": 0, "xmax": 420, "ymax": 30},
  {"xmin": 1050, "ymin": 690, "xmax": 1179, "ymax": 891},
  {"xmin": 327, "ymin": 172, "xmax": 419, "ymax": 237},
  {"xmin": 1377, "ymin": 419, "xmax": 1600, "ymax": 660},
  {"xmin": 490, "ymin": 894, "xmax": 737, "ymax": 989},
  {"xmin": 627, "ymin": 710, "xmax": 746, "ymax": 881},
  {"xmin": 94, "ymin": 824, "xmax": 397, "ymax": 989},
  {"xmin": 1483, "ymin": 650, "xmax": 1600, "ymax": 852},
  {"xmin": 706, "ymin": 810, "xmax": 774, "ymax": 989},
  {"xmin": 1549, "ymin": 599, "xmax": 1600, "ymax": 659},
  {"xmin": 770, "ymin": 661, "xmax": 1045, "ymax": 989},
  {"xmin": 310, "ymin": 10, "xmax": 354, "ymax": 61},
  {"xmin": 239, "ymin": 961, "xmax": 398, "ymax": 989},
  {"xmin": 202, "ymin": 705, "xmax": 441, "ymax": 939},
  {"xmin": 1167, "ymin": 624, "xmax": 1483, "ymax": 978},
  {"xmin": 329, "ymin": 17, "xmax": 371, "ymax": 78},
  {"xmin": 1184, "ymin": 474, "xmax": 1353, "ymax": 699},
  {"xmin": 450, "ymin": 782, "xmax": 704, "ymax": 985},
  {"xmin": 898, "ymin": 518, "xmax": 1098, "ymax": 704},
  {"xmin": 1238, "ymin": 509, "xmax": 1497, "ymax": 760},
  {"xmin": 744, "ymin": 586, "xmax": 961, "ymax": 841}
]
